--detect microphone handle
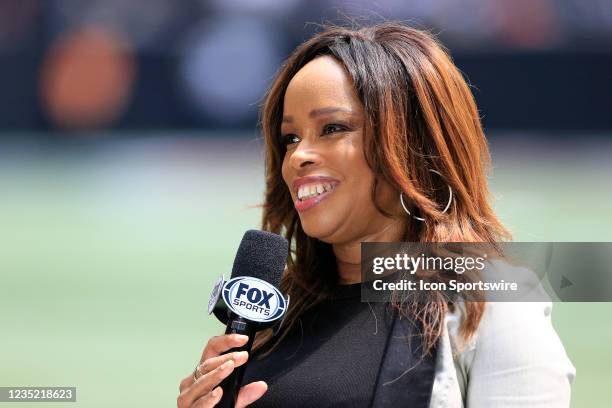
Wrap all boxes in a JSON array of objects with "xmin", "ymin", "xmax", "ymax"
[{"xmin": 217, "ymin": 315, "xmax": 257, "ymax": 408}]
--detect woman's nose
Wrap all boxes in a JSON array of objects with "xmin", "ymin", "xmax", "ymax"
[{"xmin": 289, "ymin": 141, "xmax": 321, "ymax": 170}]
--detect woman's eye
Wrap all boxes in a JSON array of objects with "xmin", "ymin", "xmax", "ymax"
[
  {"xmin": 322, "ymin": 124, "xmax": 347, "ymax": 135},
  {"xmin": 281, "ymin": 134, "xmax": 300, "ymax": 147}
]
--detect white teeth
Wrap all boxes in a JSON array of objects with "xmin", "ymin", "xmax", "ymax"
[{"xmin": 297, "ymin": 182, "xmax": 336, "ymax": 201}]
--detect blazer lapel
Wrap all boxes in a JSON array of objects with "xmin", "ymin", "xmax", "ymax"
[{"xmin": 369, "ymin": 309, "xmax": 438, "ymax": 408}]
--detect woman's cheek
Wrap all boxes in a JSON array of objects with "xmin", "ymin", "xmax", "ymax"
[{"xmin": 281, "ymin": 159, "xmax": 290, "ymax": 187}]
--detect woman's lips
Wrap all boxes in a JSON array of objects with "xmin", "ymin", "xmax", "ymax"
[
  {"xmin": 292, "ymin": 175, "xmax": 340, "ymax": 212},
  {"xmin": 294, "ymin": 184, "xmax": 338, "ymax": 212}
]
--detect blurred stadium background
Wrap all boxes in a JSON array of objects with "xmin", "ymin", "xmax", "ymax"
[{"xmin": 0, "ymin": 1, "xmax": 611, "ymax": 407}]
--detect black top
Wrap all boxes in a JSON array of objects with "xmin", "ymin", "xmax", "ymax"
[{"xmin": 241, "ymin": 282, "xmax": 397, "ymax": 408}]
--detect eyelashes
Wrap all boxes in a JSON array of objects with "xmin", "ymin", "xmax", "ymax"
[
  {"xmin": 322, "ymin": 123, "xmax": 347, "ymax": 134},
  {"xmin": 280, "ymin": 123, "xmax": 350, "ymax": 147},
  {"xmin": 281, "ymin": 133, "xmax": 300, "ymax": 146}
]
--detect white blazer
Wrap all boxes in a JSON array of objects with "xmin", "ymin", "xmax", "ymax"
[{"xmin": 428, "ymin": 265, "xmax": 576, "ymax": 407}]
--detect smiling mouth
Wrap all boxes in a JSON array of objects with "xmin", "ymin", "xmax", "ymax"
[
  {"xmin": 297, "ymin": 182, "xmax": 338, "ymax": 201},
  {"xmin": 293, "ymin": 181, "xmax": 339, "ymax": 212}
]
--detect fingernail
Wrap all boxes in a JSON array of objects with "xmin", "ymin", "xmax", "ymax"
[
  {"xmin": 234, "ymin": 334, "xmax": 248, "ymax": 341},
  {"xmin": 234, "ymin": 351, "xmax": 248, "ymax": 360},
  {"xmin": 212, "ymin": 387, "xmax": 221, "ymax": 398}
]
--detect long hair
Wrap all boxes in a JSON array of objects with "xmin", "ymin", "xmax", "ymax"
[{"xmin": 254, "ymin": 22, "xmax": 511, "ymax": 356}]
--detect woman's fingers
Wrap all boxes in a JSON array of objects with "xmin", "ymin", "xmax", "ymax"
[
  {"xmin": 191, "ymin": 387, "xmax": 223, "ymax": 408},
  {"xmin": 177, "ymin": 334, "xmax": 253, "ymax": 407},
  {"xmin": 201, "ymin": 334, "xmax": 249, "ymax": 361},
  {"xmin": 180, "ymin": 334, "xmax": 250, "ymax": 393},
  {"xmin": 200, "ymin": 351, "xmax": 249, "ymax": 375},
  {"xmin": 177, "ymin": 360, "xmax": 235, "ymax": 408},
  {"xmin": 182, "ymin": 350, "xmax": 248, "ymax": 391},
  {"xmin": 236, "ymin": 381, "xmax": 268, "ymax": 408},
  {"xmin": 179, "ymin": 375, "xmax": 193, "ymax": 393}
]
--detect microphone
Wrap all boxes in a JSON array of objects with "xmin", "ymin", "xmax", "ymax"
[{"xmin": 207, "ymin": 230, "xmax": 289, "ymax": 408}]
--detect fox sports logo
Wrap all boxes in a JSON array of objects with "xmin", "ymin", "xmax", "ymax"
[{"xmin": 222, "ymin": 277, "xmax": 286, "ymax": 323}]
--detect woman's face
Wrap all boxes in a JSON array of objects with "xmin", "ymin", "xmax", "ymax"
[{"xmin": 281, "ymin": 55, "xmax": 401, "ymax": 244}]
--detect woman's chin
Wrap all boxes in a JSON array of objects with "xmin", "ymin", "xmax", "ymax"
[{"xmin": 300, "ymin": 221, "xmax": 340, "ymax": 243}]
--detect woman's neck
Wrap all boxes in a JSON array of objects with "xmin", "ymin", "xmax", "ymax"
[{"xmin": 333, "ymin": 219, "xmax": 406, "ymax": 285}]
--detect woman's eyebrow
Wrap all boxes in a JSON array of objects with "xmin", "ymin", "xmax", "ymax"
[{"xmin": 282, "ymin": 107, "xmax": 358, "ymax": 123}]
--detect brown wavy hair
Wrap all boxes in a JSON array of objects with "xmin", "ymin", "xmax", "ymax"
[{"xmin": 253, "ymin": 22, "xmax": 511, "ymax": 356}]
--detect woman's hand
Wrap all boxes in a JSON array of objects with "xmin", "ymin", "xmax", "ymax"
[{"xmin": 177, "ymin": 334, "xmax": 268, "ymax": 408}]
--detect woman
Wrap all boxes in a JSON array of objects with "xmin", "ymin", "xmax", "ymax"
[{"xmin": 178, "ymin": 22, "xmax": 575, "ymax": 407}]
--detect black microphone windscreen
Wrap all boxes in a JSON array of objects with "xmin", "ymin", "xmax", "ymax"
[{"xmin": 230, "ymin": 230, "xmax": 288, "ymax": 288}]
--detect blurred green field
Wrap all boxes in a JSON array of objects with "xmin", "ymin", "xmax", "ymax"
[{"xmin": 1, "ymin": 134, "xmax": 611, "ymax": 407}]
